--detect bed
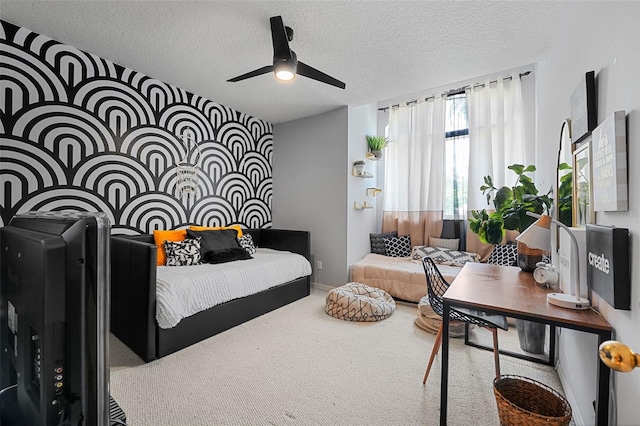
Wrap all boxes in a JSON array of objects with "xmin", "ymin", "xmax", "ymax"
[
  {"xmin": 349, "ymin": 253, "xmax": 463, "ymax": 303},
  {"xmin": 110, "ymin": 229, "xmax": 311, "ymax": 362}
]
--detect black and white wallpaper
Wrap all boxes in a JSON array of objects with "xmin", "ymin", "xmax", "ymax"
[{"xmin": 0, "ymin": 20, "xmax": 273, "ymax": 234}]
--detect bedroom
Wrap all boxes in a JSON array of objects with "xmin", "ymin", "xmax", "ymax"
[{"xmin": 1, "ymin": 1, "xmax": 639, "ymax": 425}]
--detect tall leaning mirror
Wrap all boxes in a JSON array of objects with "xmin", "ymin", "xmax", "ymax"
[{"xmin": 556, "ymin": 118, "xmax": 573, "ymax": 248}]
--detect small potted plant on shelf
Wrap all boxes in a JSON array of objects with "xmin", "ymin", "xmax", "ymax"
[
  {"xmin": 353, "ymin": 160, "xmax": 365, "ymax": 175},
  {"xmin": 366, "ymin": 135, "xmax": 391, "ymax": 159}
]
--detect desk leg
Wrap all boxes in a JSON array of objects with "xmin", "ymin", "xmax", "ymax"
[
  {"xmin": 595, "ymin": 331, "xmax": 612, "ymax": 426},
  {"xmin": 440, "ymin": 301, "xmax": 450, "ymax": 426}
]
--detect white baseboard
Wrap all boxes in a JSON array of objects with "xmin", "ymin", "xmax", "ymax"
[
  {"xmin": 557, "ymin": 360, "xmax": 586, "ymax": 426},
  {"xmin": 311, "ymin": 282, "xmax": 335, "ymax": 293}
]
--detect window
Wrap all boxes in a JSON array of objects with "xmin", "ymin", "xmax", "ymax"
[{"xmin": 444, "ymin": 93, "xmax": 469, "ymax": 219}]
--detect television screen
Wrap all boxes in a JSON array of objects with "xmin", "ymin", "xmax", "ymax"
[{"xmin": 1, "ymin": 211, "xmax": 111, "ymax": 426}]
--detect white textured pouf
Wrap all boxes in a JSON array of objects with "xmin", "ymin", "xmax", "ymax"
[{"xmin": 325, "ymin": 283, "xmax": 396, "ymax": 322}]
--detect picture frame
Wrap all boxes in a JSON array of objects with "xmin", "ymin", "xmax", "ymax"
[
  {"xmin": 570, "ymin": 71, "xmax": 597, "ymax": 145},
  {"xmin": 572, "ymin": 140, "xmax": 594, "ymax": 227},
  {"xmin": 591, "ymin": 110, "xmax": 628, "ymax": 211}
]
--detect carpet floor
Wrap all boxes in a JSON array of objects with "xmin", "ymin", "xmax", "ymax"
[{"xmin": 110, "ymin": 290, "xmax": 566, "ymax": 425}]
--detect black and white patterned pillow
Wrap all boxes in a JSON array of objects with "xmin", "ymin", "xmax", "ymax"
[
  {"xmin": 411, "ymin": 245, "xmax": 479, "ymax": 267},
  {"xmin": 383, "ymin": 235, "xmax": 412, "ymax": 257},
  {"xmin": 487, "ymin": 243, "xmax": 518, "ymax": 266},
  {"xmin": 164, "ymin": 237, "xmax": 202, "ymax": 266},
  {"xmin": 370, "ymin": 231, "xmax": 397, "ymax": 255},
  {"xmin": 238, "ymin": 234, "xmax": 257, "ymax": 255}
]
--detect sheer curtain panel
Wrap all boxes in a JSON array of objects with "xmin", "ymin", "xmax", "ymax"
[
  {"xmin": 382, "ymin": 98, "xmax": 446, "ymax": 246},
  {"xmin": 466, "ymin": 75, "xmax": 527, "ymax": 257}
]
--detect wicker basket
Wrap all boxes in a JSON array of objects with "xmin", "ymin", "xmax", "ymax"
[{"xmin": 493, "ymin": 375, "xmax": 572, "ymax": 426}]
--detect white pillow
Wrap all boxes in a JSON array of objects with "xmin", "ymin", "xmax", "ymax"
[{"xmin": 428, "ymin": 237, "xmax": 460, "ymax": 250}]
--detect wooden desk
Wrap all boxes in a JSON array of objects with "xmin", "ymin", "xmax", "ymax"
[{"xmin": 440, "ymin": 262, "xmax": 612, "ymax": 426}]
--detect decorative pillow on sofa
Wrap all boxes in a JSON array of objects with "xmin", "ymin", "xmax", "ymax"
[
  {"xmin": 164, "ymin": 237, "xmax": 202, "ymax": 266},
  {"xmin": 383, "ymin": 235, "xmax": 412, "ymax": 257},
  {"xmin": 153, "ymin": 229, "xmax": 187, "ymax": 266},
  {"xmin": 186, "ymin": 229, "xmax": 241, "ymax": 258},
  {"xmin": 202, "ymin": 247, "xmax": 252, "ymax": 264},
  {"xmin": 487, "ymin": 242, "xmax": 518, "ymax": 266},
  {"xmin": 428, "ymin": 237, "xmax": 460, "ymax": 251},
  {"xmin": 370, "ymin": 231, "xmax": 398, "ymax": 255},
  {"xmin": 189, "ymin": 224, "xmax": 244, "ymax": 238},
  {"xmin": 238, "ymin": 234, "xmax": 257, "ymax": 255},
  {"xmin": 411, "ymin": 246, "xmax": 480, "ymax": 267}
]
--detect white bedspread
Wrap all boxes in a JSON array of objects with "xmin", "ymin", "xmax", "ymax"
[{"xmin": 155, "ymin": 248, "xmax": 312, "ymax": 329}]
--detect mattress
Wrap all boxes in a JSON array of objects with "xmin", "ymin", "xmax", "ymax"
[
  {"xmin": 155, "ymin": 248, "xmax": 312, "ymax": 329},
  {"xmin": 349, "ymin": 253, "xmax": 462, "ymax": 303}
]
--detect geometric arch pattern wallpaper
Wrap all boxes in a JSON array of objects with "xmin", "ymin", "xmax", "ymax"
[{"xmin": 0, "ymin": 20, "xmax": 273, "ymax": 234}]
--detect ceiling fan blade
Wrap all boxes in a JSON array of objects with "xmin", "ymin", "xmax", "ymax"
[
  {"xmin": 227, "ymin": 65, "xmax": 273, "ymax": 82},
  {"xmin": 297, "ymin": 62, "xmax": 346, "ymax": 89},
  {"xmin": 270, "ymin": 15, "xmax": 291, "ymax": 59}
]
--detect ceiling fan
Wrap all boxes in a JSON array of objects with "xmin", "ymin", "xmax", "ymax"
[{"xmin": 227, "ymin": 15, "xmax": 346, "ymax": 89}]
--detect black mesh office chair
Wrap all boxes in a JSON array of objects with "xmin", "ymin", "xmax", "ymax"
[{"xmin": 421, "ymin": 257, "xmax": 509, "ymax": 384}]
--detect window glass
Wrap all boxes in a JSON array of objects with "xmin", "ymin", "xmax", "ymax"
[{"xmin": 444, "ymin": 94, "xmax": 469, "ymax": 219}]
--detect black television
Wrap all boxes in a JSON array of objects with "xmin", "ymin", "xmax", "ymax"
[{"xmin": 0, "ymin": 211, "xmax": 113, "ymax": 426}]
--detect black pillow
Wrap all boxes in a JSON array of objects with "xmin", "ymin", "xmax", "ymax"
[
  {"xmin": 487, "ymin": 243, "xmax": 518, "ymax": 266},
  {"xmin": 202, "ymin": 247, "xmax": 252, "ymax": 264},
  {"xmin": 370, "ymin": 231, "xmax": 398, "ymax": 255},
  {"xmin": 383, "ymin": 235, "xmax": 412, "ymax": 257},
  {"xmin": 186, "ymin": 229, "xmax": 241, "ymax": 256}
]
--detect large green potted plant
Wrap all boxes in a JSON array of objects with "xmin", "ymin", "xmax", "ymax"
[
  {"xmin": 469, "ymin": 164, "xmax": 552, "ymax": 354},
  {"xmin": 469, "ymin": 164, "xmax": 552, "ymax": 271}
]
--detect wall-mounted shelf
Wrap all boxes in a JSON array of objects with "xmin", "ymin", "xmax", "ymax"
[
  {"xmin": 366, "ymin": 188, "xmax": 382, "ymax": 197},
  {"xmin": 352, "ymin": 171, "xmax": 373, "ymax": 178},
  {"xmin": 354, "ymin": 201, "xmax": 374, "ymax": 210},
  {"xmin": 366, "ymin": 152, "xmax": 381, "ymax": 161}
]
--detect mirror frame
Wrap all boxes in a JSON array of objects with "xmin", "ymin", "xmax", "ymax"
[{"xmin": 555, "ymin": 118, "xmax": 573, "ymax": 249}]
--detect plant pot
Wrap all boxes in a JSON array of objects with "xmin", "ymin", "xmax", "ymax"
[
  {"xmin": 370, "ymin": 149, "xmax": 382, "ymax": 158},
  {"xmin": 516, "ymin": 241, "xmax": 547, "ymax": 272},
  {"xmin": 515, "ymin": 319, "xmax": 546, "ymax": 354},
  {"xmin": 354, "ymin": 164, "xmax": 364, "ymax": 175}
]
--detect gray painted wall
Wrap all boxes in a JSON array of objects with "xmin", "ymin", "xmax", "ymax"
[
  {"xmin": 273, "ymin": 107, "xmax": 349, "ymax": 286},
  {"xmin": 535, "ymin": 3, "xmax": 640, "ymax": 425},
  {"xmin": 347, "ymin": 103, "xmax": 378, "ymax": 269}
]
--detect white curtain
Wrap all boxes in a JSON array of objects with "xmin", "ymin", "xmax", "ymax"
[
  {"xmin": 467, "ymin": 75, "xmax": 528, "ymax": 212},
  {"xmin": 382, "ymin": 98, "xmax": 445, "ymax": 245}
]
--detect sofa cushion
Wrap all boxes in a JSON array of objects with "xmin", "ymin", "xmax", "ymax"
[
  {"xmin": 164, "ymin": 237, "xmax": 202, "ymax": 266},
  {"xmin": 384, "ymin": 235, "xmax": 412, "ymax": 257},
  {"xmin": 411, "ymin": 246, "xmax": 479, "ymax": 267},
  {"xmin": 487, "ymin": 243, "xmax": 518, "ymax": 266},
  {"xmin": 238, "ymin": 234, "xmax": 257, "ymax": 255},
  {"xmin": 186, "ymin": 229, "xmax": 241, "ymax": 256},
  {"xmin": 153, "ymin": 229, "xmax": 187, "ymax": 265},
  {"xmin": 202, "ymin": 247, "xmax": 252, "ymax": 264},
  {"xmin": 189, "ymin": 224, "xmax": 244, "ymax": 238},
  {"xmin": 370, "ymin": 231, "xmax": 398, "ymax": 255},
  {"xmin": 428, "ymin": 237, "xmax": 460, "ymax": 250}
]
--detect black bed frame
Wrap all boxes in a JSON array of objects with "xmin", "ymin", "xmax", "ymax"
[{"xmin": 110, "ymin": 229, "xmax": 311, "ymax": 362}]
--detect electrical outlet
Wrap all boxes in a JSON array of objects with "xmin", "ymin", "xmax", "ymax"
[{"xmin": 317, "ymin": 260, "xmax": 323, "ymax": 270}]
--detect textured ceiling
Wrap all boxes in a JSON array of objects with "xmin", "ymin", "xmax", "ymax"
[{"xmin": 2, "ymin": 1, "xmax": 559, "ymax": 124}]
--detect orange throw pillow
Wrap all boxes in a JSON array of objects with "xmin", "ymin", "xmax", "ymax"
[
  {"xmin": 189, "ymin": 225, "xmax": 243, "ymax": 238},
  {"xmin": 153, "ymin": 229, "xmax": 187, "ymax": 266}
]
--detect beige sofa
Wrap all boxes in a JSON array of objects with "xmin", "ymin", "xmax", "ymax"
[{"xmin": 349, "ymin": 253, "xmax": 463, "ymax": 303}]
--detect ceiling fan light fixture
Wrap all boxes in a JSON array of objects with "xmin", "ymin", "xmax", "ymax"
[{"xmin": 274, "ymin": 60, "xmax": 297, "ymax": 81}]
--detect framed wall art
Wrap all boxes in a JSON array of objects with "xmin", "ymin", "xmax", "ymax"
[
  {"xmin": 592, "ymin": 110, "xmax": 628, "ymax": 211},
  {"xmin": 572, "ymin": 140, "xmax": 595, "ymax": 227},
  {"xmin": 570, "ymin": 71, "xmax": 597, "ymax": 145}
]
